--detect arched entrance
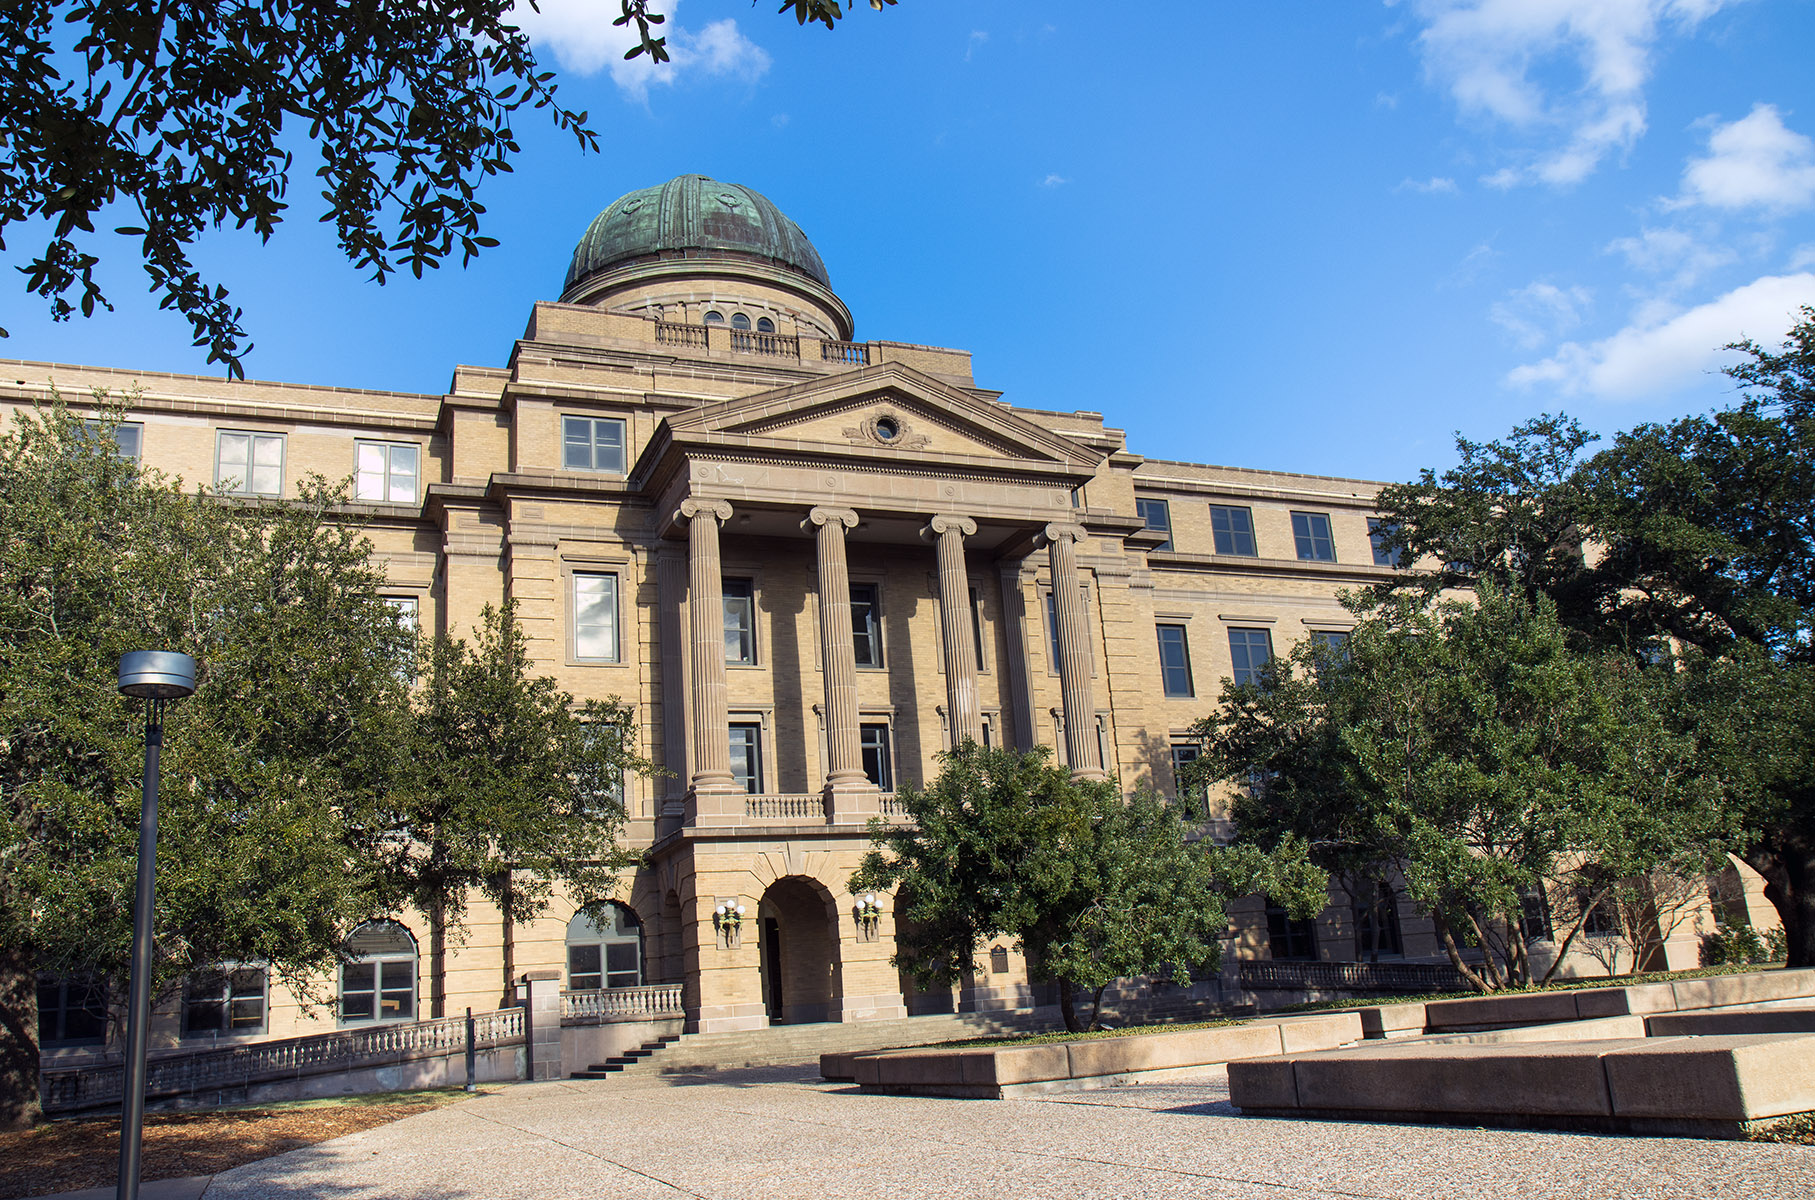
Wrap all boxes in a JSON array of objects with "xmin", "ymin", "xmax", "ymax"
[
  {"xmin": 757, "ymin": 877, "xmax": 842, "ymax": 1025},
  {"xmin": 894, "ymin": 893, "xmax": 954, "ymax": 1015}
]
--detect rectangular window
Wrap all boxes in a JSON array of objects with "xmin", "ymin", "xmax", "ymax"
[
  {"xmin": 1156, "ymin": 624, "xmax": 1194, "ymax": 698},
  {"xmin": 1265, "ymin": 897, "xmax": 1319, "ymax": 961},
  {"xmin": 729, "ymin": 722, "xmax": 763, "ymax": 794},
  {"xmin": 968, "ymin": 586, "xmax": 987, "ymax": 671},
  {"xmin": 1353, "ymin": 884, "xmax": 1403, "ymax": 959},
  {"xmin": 341, "ymin": 959, "xmax": 414, "ymax": 1022},
  {"xmin": 1519, "ymin": 887, "xmax": 1553, "ymax": 943},
  {"xmin": 562, "ymin": 415, "xmax": 627, "ymax": 474},
  {"xmin": 724, "ymin": 579, "xmax": 755, "ymax": 665},
  {"xmin": 386, "ymin": 596, "xmax": 419, "ymax": 635},
  {"xmin": 1044, "ymin": 591, "xmax": 1061, "ymax": 669},
  {"xmin": 573, "ymin": 572, "xmax": 620, "ymax": 662},
  {"xmin": 84, "ymin": 419, "xmax": 143, "ymax": 460},
  {"xmin": 568, "ymin": 944, "xmax": 602, "ymax": 991},
  {"xmin": 1292, "ymin": 512, "xmax": 1337, "ymax": 562},
  {"xmin": 1228, "ymin": 627, "xmax": 1274, "ymax": 688},
  {"xmin": 1578, "ymin": 888, "xmax": 1618, "ymax": 937},
  {"xmin": 36, "ymin": 975, "xmax": 107, "ymax": 1046},
  {"xmin": 215, "ymin": 431, "xmax": 284, "ymax": 497},
  {"xmin": 1310, "ymin": 629, "xmax": 1349, "ymax": 660},
  {"xmin": 354, "ymin": 440, "xmax": 420, "ymax": 504},
  {"xmin": 1209, "ymin": 505, "xmax": 1257, "ymax": 556},
  {"xmin": 183, "ymin": 967, "xmax": 268, "ymax": 1036},
  {"xmin": 1136, "ymin": 497, "xmax": 1173, "ymax": 551},
  {"xmin": 860, "ymin": 723, "xmax": 893, "ymax": 790},
  {"xmin": 850, "ymin": 583, "xmax": 882, "ymax": 667},
  {"xmin": 1170, "ymin": 743, "xmax": 1206, "ymax": 811},
  {"xmin": 1367, "ymin": 518, "xmax": 1403, "ymax": 567}
]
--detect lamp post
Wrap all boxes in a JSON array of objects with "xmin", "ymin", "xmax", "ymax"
[{"xmin": 115, "ymin": 651, "xmax": 196, "ymax": 1200}]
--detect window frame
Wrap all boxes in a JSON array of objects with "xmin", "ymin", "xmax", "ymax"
[
  {"xmin": 1291, "ymin": 511, "xmax": 1337, "ymax": 562},
  {"xmin": 1227, "ymin": 627, "xmax": 1274, "ymax": 688},
  {"xmin": 353, "ymin": 439, "xmax": 421, "ymax": 505},
  {"xmin": 566, "ymin": 903, "xmax": 643, "ymax": 991},
  {"xmin": 1169, "ymin": 743, "xmax": 1207, "ymax": 813},
  {"xmin": 1156, "ymin": 623, "xmax": 1195, "ymax": 698},
  {"xmin": 728, "ymin": 721, "xmax": 764, "ymax": 794},
  {"xmin": 183, "ymin": 965, "xmax": 269, "ymax": 1038},
  {"xmin": 1209, "ymin": 505, "xmax": 1258, "ymax": 556},
  {"xmin": 339, "ymin": 921, "xmax": 417, "ymax": 1025},
  {"xmin": 859, "ymin": 721, "xmax": 894, "ymax": 791},
  {"xmin": 36, "ymin": 974, "xmax": 107, "ymax": 1047},
  {"xmin": 723, "ymin": 577, "xmax": 757, "ymax": 666},
  {"xmin": 1367, "ymin": 517, "xmax": 1403, "ymax": 568},
  {"xmin": 1135, "ymin": 497, "xmax": 1173, "ymax": 552},
  {"xmin": 83, "ymin": 418, "xmax": 143, "ymax": 461},
  {"xmin": 571, "ymin": 571, "xmax": 621, "ymax": 664},
  {"xmin": 1265, "ymin": 897, "xmax": 1320, "ymax": 962},
  {"xmin": 850, "ymin": 582, "xmax": 883, "ymax": 669},
  {"xmin": 756, "ymin": 316, "xmax": 775, "ymax": 334},
  {"xmin": 215, "ymin": 429, "xmax": 286, "ymax": 497},
  {"xmin": 561, "ymin": 415, "xmax": 628, "ymax": 475}
]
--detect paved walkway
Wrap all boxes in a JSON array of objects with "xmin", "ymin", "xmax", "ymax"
[{"xmin": 51, "ymin": 1066, "xmax": 1814, "ymax": 1200}]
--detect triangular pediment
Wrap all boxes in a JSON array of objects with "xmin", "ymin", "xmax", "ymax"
[{"xmin": 662, "ymin": 363, "xmax": 1102, "ymax": 471}]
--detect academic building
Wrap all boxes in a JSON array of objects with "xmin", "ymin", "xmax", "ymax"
[{"xmin": 8, "ymin": 175, "xmax": 1774, "ymax": 1062}]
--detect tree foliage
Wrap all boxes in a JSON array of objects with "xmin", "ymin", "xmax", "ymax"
[
  {"xmin": 1368, "ymin": 308, "xmax": 1815, "ymax": 966},
  {"xmin": 0, "ymin": 1, "xmax": 899, "ymax": 378},
  {"xmin": 849, "ymin": 744, "xmax": 1324, "ymax": 1031},
  {"xmin": 1187, "ymin": 587, "xmax": 1735, "ymax": 992}
]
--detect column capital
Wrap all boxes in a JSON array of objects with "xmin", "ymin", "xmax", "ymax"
[
  {"xmin": 1037, "ymin": 521, "xmax": 1087, "ymax": 548},
  {"xmin": 805, "ymin": 506, "xmax": 859, "ymax": 532},
  {"xmin": 923, "ymin": 514, "xmax": 978, "ymax": 540},
  {"xmin": 678, "ymin": 497, "xmax": 733, "ymax": 524}
]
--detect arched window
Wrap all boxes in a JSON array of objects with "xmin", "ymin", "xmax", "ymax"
[
  {"xmin": 567, "ymin": 903, "xmax": 643, "ymax": 990},
  {"xmin": 340, "ymin": 920, "xmax": 417, "ymax": 1023},
  {"xmin": 704, "ymin": 310, "xmax": 725, "ymax": 325},
  {"xmin": 730, "ymin": 312, "xmax": 751, "ymax": 331},
  {"xmin": 756, "ymin": 317, "xmax": 775, "ymax": 334}
]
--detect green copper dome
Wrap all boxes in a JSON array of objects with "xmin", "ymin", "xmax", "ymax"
[{"xmin": 564, "ymin": 175, "xmax": 832, "ymax": 295}]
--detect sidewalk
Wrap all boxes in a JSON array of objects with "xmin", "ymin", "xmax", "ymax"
[{"xmin": 30, "ymin": 1064, "xmax": 1813, "ymax": 1199}]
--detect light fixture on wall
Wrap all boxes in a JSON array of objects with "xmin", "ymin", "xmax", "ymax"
[
  {"xmin": 713, "ymin": 901, "xmax": 745, "ymax": 948},
  {"xmin": 853, "ymin": 894, "xmax": 883, "ymax": 941}
]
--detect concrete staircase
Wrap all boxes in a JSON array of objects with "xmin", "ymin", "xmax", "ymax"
[{"xmin": 576, "ymin": 1009, "xmax": 1059, "ymax": 1079}]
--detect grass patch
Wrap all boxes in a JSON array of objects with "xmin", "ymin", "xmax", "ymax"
[{"xmin": 934, "ymin": 1016, "xmax": 1247, "ymax": 1049}]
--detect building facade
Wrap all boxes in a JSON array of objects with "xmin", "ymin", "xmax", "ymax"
[{"xmin": 9, "ymin": 175, "xmax": 1776, "ymax": 1056}]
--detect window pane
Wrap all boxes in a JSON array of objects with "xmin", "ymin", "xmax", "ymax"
[
  {"xmin": 1368, "ymin": 518, "xmax": 1402, "ymax": 567},
  {"xmin": 593, "ymin": 419, "xmax": 625, "ymax": 474},
  {"xmin": 574, "ymin": 574, "xmax": 618, "ymax": 661},
  {"xmin": 114, "ymin": 424, "xmax": 143, "ymax": 460},
  {"xmin": 562, "ymin": 416, "xmax": 593, "ymax": 471},
  {"xmin": 1156, "ymin": 624, "xmax": 1193, "ymax": 698},
  {"xmin": 341, "ymin": 963, "xmax": 375, "ymax": 1020},
  {"xmin": 731, "ymin": 312, "xmax": 751, "ymax": 331},
  {"xmin": 1292, "ymin": 512, "xmax": 1336, "ymax": 562},
  {"xmin": 1210, "ymin": 506, "xmax": 1256, "ymax": 556},
  {"xmin": 729, "ymin": 723, "xmax": 761, "ymax": 794},
  {"xmin": 1136, "ymin": 498, "xmax": 1172, "ymax": 551},
  {"xmin": 389, "ymin": 444, "xmax": 418, "ymax": 503},
  {"xmin": 568, "ymin": 944, "xmax": 602, "ymax": 990},
  {"xmin": 850, "ymin": 584, "xmax": 880, "ymax": 667},
  {"xmin": 379, "ymin": 960, "xmax": 414, "ymax": 1018},
  {"xmin": 1228, "ymin": 628, "xmax": 1273, "ymax": 687},
  {"xmin": 860, "ymin": 723, "xmax": 892, "ymax": 790},
  {"xmin": 605, "ymin": 942, "xmax": 639, "ymax": 988},
  {"xmin": 218, "ymin": 433, "xmax": 249, "ymax": 487},
  {"xmin": 724, "ymin": 580, "xmax": 755, "ymax": 664},
  {"xmin": 704, "ymin": 310, "xmax": 724, "ymax": 324},
  {"xmin": 756, "ymin": 317, "xmax": 775, "ymax": 334}
]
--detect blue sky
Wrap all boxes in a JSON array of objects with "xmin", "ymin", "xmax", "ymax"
[{"xmin": 4, "ymin": 0, "xmax": 1813, "ymax": 483}]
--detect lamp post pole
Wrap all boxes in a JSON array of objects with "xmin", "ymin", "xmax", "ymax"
[{"xmin": 115, "ymin": 652, "xmax": 196, "ymax": 1200}]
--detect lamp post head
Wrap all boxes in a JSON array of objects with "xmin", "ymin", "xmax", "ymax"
[{"xmin": 117, "ymin": 651, "xmax": 197, "ymax": 700}]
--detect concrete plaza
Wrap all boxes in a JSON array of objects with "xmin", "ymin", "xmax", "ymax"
[{"xmin": 155, "ymin": 1065, "xmax": 1813, "ymax": 1200}]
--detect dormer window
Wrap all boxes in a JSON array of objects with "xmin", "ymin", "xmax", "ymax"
[{"xmin": 731, "ymin": 312, "xmax": 751, "ymax": 331}]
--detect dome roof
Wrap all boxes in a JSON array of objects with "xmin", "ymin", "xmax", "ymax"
[{"xmin": 563, "ymin": 175, "xmax": 832, "ymax": 296}]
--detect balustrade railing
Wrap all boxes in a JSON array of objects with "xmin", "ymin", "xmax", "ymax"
[
  {"xmin": 1238, "ymin": 960, "xmax": 1467, "ymax": 994},
  {"xmin": 560, "ymin": 983, "xmax": 685, "ymax": 1024},
  {"xmin": 655, "ymin": 321, "xmax": 708, "ymax": 348},
  {"xmin": 41, "ymin": 1006, "xmax": 526, "ymax": 1114},
  {"xmin": 821, "ymin": 339, "xmax": 870, "ymax": 366},
  {"xmin": 878, "ymin": 792, "xmax": 908, "ymax": 818},
  {"xmin": 745, "ymin": 793, "xmax": 830, "ymax": 821},
  {"xmin": 729, "ymin": 329, "xmax": 800, "ymax": 358}
]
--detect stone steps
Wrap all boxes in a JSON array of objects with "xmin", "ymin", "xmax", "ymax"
[
  {"xmin": 571, "ymin": 1034, "xmax": 682, "ymax": 1079},
  {"xmin": 596, "ymin": 1010, "xmax": 1057, "ymax": 1078}
]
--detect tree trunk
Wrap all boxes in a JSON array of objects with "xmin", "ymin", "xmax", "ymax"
[
  {"xmin": 0, "ymin": 948, "xmax": 41, "ymax": 1130},
  {"xmin": 497, "ymin": 870, "xmax": 517, "ymax": 1005},
  {"xmin": 1087, "ymin": 984, "xmax": 1108, "ymax": 1031},
  {"xmin": 1056, "ymin": 977, "xmax": 1082, "ymax": 1032},
  {"xmin": 1745, "ymin": 824, "xmax": 1815, "ymax": 968},
  {"xmin": 429, "ymin": 895, "xmax": 446, "ymax": 1020},
  {"xmin": 1432, "ymin": 913, "xmax": 1492, "ymax": 993}
]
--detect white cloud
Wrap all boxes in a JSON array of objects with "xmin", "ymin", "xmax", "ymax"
[
  {"xmin": 1507, "ymin": 272, "xmax": 1814, "ymax": 397},
  {"xmin": 1397, "ymin": 176, "xmax": 1459, "ymax": 194},
  {"xmin": 965, "ymin": 31, "xmax": 989, "ymax": 62},
  {"xmin": 1408, "ymin": 0, "xmax": 1736, "ymax": 187},
  {"xmin": 1604, "ymin": 226, "xmax": 1736, "ymax": 292},
  {"xmin": 1791, "ymin": 243, "xmax": 1815, "ymax": 271},
  {"xmin": 1038, "ymin": 173, "xmax": 1069, "ymax": 188},
  {"xmin": 513, "ymin": 0, "xmax": 771, "ymax": 101},
  {"xmin": 1675, "ymin": 104, "xmax": 1815, "ymax": 212},
  {"xmin": 1491, "ymin": 281, "xmax": 1593, "ymax": 347}
]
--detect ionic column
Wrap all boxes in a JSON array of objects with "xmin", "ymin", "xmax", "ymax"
[
  {"xmin": 656, "ymin": 549, "xmax": 690, "ymax": 821},
  {"xmin": 924, "ymin": 515, "xmax": 981, "ymax": 747},
  {"xmin": 680, "ymin": 499, "xmax": 738, "ymax": 800},
  {"xmin": 806, "ymin": 507, "xmax": 875, "ymax": 801},
  {"xmin": 1040, "ymin": 522, "xmax": 1105, "ymax": 780}
]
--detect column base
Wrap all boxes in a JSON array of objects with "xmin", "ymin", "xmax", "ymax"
[
  {"xmin": 836, "ymin": 993, "xmax": 909, "ymax": 1023},
  {"xmin": 688, "ymin": 1002, "xmax": 770, "ymax": 1034},
  {"xmin": 824, "ymin": 779, "xmax": 880, "ymax": 822},
  {"xmin": 686, "ymin": 780, "xmax": 745, "ymax": 825}
]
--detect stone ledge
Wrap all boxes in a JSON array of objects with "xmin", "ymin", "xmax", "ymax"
[
  {"xmin": 827, "ymin": 1012, "xmax": 1363, "ymax": 1098},
  {"xmin": 1228, "ymin": 1033, "xmax": 1815, "ymax": 1139}
]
